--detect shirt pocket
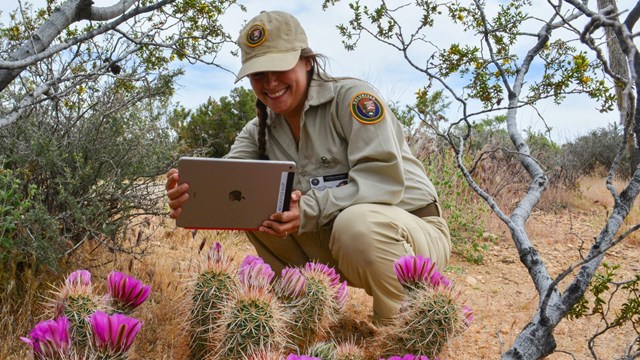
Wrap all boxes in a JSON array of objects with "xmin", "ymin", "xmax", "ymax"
[{"xmin": 313, "ymin": 140, "xmax": 350, "ymax": 174}]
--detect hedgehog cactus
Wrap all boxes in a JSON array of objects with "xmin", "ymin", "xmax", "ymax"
[
  {"xmin": 283, "ymin": 262, "xmax": 345, "ymax": 348},
  {"xmin": 334, "ymin": 339, "xmax": 365, "ymax": 360},
  {"xmin": 52, "ymin": 270, "xmax": 101, "ymax": 350},
  {"xmin": 383, "ymin": 256, "xmax": 472, "ymax": 359},
  {"xmin": 382, "ymin": 355, "xmax": 432, "ymax": 360},
  {"xmin": 188, "ymin": 242, "xmax": 238, "ymax": 360},
  {"xmin": 248, "ymin": 348, "xmax": 288, "ymax": 360},
  {"xmin": 385, "ymin": 286, "xmax": 469, "ymax": 357},
  {"xmin": 393, "ymin": 255, "xmax": 450, "ymax": 293},
  {"xmin": 275, "ymin": 267, "xmax": 306, "ymax": 301},
  {"xmin": 212, "ymin": 283, "xmax": 291, "ymax": 359},
  {"xmin": 306, "ymin": 340, "xmax": 336, "ymax": 359},
  {"xmin": 286, "ymin": 355, "xmax": 322, "ymax": 360}
]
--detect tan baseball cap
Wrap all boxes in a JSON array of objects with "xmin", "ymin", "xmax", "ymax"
[{"xmin": 235, "ymin": 11, "xmax": 308, "ymax": 83}]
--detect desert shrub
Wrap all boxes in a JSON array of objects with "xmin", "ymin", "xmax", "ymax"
[
  {"xmin": 0, "ymin": 171, "xmax": 54, "ymax": 358},
  {"xmin": 463, "ymin": 117, "xmax": 573, "ymax": 211},
  {"xmin": 0, "ymin": 168, "xmax": 60, "ymax": 291},
  {"xmin": 0, "ymin": 79, "xmax": 178, "ymax": 274},
  {"xmin": 409, "ymin": 132, "xmax": 489, "ymax": 264},
  {"xmin": 558, "ymin": 123, "xmax": 637, "ymax": 186}
]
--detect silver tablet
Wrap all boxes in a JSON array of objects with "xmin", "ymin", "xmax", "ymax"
[{"xmin": 176, "ymin": 157, "xmax": 296, "ymax": 230}]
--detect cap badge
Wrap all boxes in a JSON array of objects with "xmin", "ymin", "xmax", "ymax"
[
  {"xmin": 246, "ymin": 24, "xmax": 267, "ymax": 47},
  {"xmin": 351, "ymin": 92, "xmax": 384, "ymax": 124}
]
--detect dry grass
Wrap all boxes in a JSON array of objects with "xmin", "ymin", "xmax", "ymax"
[{"xmin": 5, "ymin": 175, "xmax": 640, "ymax": 359}]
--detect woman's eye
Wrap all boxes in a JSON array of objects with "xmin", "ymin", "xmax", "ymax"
[{"xmin": 250, "ymin": 72, "xmax": 265, "ymax": 80}]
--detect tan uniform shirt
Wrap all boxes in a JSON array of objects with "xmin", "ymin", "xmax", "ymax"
[{"xmin": 225, "ymin": 76, "xmax": 439, "ymax": 233}]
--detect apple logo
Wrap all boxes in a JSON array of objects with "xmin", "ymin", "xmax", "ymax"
[{"xmin": 228, "ymin": 190, "xmax": 245, "ymax": 202}]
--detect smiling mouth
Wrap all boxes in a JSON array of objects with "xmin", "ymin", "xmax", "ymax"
[{"xmin": 267, "ymin": 88, "xmax": 287, "ymax": 98}]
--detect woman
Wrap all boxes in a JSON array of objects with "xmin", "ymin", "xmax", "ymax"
[{"xmin": 166, "ymin": 10, "xmax": 451, "ymax": 321}]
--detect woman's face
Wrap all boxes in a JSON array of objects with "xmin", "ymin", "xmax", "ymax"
[{"xmin": 249, "ymin": 58, "xmax": 312, "ymax": 121}]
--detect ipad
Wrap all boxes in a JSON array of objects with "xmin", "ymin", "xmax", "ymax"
[{"xmin": 176, "ymin": 157, "xmax": 296, "ymax": 230}]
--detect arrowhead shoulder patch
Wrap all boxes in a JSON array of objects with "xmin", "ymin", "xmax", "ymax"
[{"xmin": 350, "ymin": 92, "xmax": 384, "ymax": 124}]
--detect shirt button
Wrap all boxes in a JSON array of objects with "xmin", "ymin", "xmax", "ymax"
[{"xmin": 299, "ymin": 170, "xmax": 308, "ymax": 177}]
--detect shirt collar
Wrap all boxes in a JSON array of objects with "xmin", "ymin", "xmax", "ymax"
[{"xmin": 305, "ymin": 72, "xmax": 335, "ymax": 107}]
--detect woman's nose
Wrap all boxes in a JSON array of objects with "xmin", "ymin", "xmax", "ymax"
[{"xmin": 264, "ymin": 72, "xmax": 278, "ymax": 84}]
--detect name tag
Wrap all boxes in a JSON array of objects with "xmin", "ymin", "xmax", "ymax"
[{"xmin": 309, "ymin": 173, "xmax": 349, "ymax": 191}]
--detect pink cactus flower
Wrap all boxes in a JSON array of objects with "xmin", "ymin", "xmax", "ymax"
[
  {"xmin": 393, "ymin": 255, "xmax": 450, "ymax": 290},
  {"xmin": 20, "ymin": 316, "xmax": 71, "ymax": 358},
  {"xmin": 65, "ymin": 269, "xmax": 92, "ymax": 287},
  {"xmin": 206, "ymin": 242, "xmax": 224, "ymax": 264},
  {"xmin": 88, "ymin": 310, "xmax": 142, "ymax": 355},
  {"xmin": 381, "ymin": 355, "xmax": 432, "ymax": 360},
  {"xmin": 463, "ymin": 305, "xmax": 475, "ymax": 326},
  {"xmin": 286, "ymin": 354, "xmax": 321, "ymax": 360},
  {"xmin": 238, "ymin": 255, "xmax": 275, "ymax": 288},
  {"xmin": 304, "ymin": 262, "xmax": 341, "ymax": 287},
  {"xmin": 277, "ymin": 267, "xmax": 306, "ymax": 299},
  {"xmin": 240, "ymin": 255, "xmax": 264, "ymax": 268},
  {"xmin": 335, "ymin": 280, "xmax": 349, "ymax": 308},
  {"xmin": 107, "ymin": 271, "xmax": 151, "ymax": 311}
]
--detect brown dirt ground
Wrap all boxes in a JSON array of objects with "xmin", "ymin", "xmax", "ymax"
[{"xmin": 13, "ymin": 177, "xmax": 638, "ymax": 359}]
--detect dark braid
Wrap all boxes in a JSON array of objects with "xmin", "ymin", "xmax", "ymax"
[{"xmin": 256, "ymin": 99, "xmax": 269, "ymax": 160}]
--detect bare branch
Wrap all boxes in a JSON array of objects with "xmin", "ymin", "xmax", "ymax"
[{"xmin": 0, "ymin": 0, "xmax": 175, "ymax": 90}]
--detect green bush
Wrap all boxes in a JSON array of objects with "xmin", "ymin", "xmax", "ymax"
[
  {"xmin": 0, "ymin": 168, "xmax": 59, "ymax": 304},
  {"xmin": 418, "ymin": 140, "xmax": 489, "ymax": 264},
  {"xmin": 173, "ymin": 87, "xmax": 256, "ymax": 158},
  {"xmin": 0, "ymin": 80, "xmax": 178, "ymax": 271}
]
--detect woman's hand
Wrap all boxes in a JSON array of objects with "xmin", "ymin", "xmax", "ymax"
[
  {"xmin": 165, "ymin": 168, "xmax": 190, "ymax": 219},
  {"xmin": 260, "ymin": 190, "xmax": 302, "ymax": 238}
]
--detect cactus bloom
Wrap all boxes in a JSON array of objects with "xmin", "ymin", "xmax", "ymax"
[
  {"xmin": 393, "ymin": 255, "xmax": 450, "ymax": 290},
  {"xmin": 304, "ymin": 262, "xmax": 340, "ymax": 287},
  {"xmin": 20, "ymin": 316, "xmax": 71, "ymax": 358},
  {"xmin": 88, "ymin": 310, "xmax": 142, "ymax": 354},
  {"xmin": 335, "ymin": 281, "xmax": 349, "ymax": 309},
  {"xmin": 277, "ymin": 267, "xmax": 306, "ymax": 299},
  {"xmin": 240, "ymin": 255, "xmax": 264, "ymax": 268},
  {"xmin": 381, "ymin": 355, "xmax": 432, "ymax": 360},
  {"xmin": 107, "ymin": 271, "xmax": 151, "ymax": 311},
  {"xmin": 462, "ymin": 305, "xmax": 475, "ymax": 326},
  {"xmin": 286, "ymin": 355, "xmax": 322, "ymax": 360},
  {"xmin": 206, "ymin": 242, "xmax": 224, "ymax": 264},
  {"xmin": 238, "ymin": 255, "xmax": 275, "ymax": 289},
  {"xmin": 65, "ymin": 269, "xmax": 92, "ymax": 287}
]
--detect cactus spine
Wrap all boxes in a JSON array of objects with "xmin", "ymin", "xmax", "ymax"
[
  {"xmin": 188, "ymin": 242, "xmax": 238, "ymax": 359},
  {"xmin": 384, "ymin": 285, "xmax": 468, "ymax": 358},
  {"xmin": 212, "ymin": 284, "xmax": 290, "ymax": 359}
]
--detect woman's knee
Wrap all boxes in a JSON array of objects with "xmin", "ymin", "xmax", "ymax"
[
  {"xmin": 330, "ymin": 205, "xmax": 383, "ymax": 266},
  {"xmin": 332, "ymin": 204, "xmax": 376, "ymax": 237}
]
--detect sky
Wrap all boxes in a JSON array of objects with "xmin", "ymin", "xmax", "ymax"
[
  {"xmin": 4, "ymin": 0, "xmax": 639, "ymax": 144},
  {"xmin": 172, "ymin": 0, "xmax": 639, "ymax": 144}
]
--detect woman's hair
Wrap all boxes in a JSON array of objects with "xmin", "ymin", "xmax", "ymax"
[{"xmin": 256, "ymin": 48, "xmax": 333, "ymax": 160}]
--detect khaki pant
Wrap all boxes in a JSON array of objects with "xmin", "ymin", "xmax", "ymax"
[{"xmin": 244, "ymin": 203, "xmax": 451, "ymax": 320}]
